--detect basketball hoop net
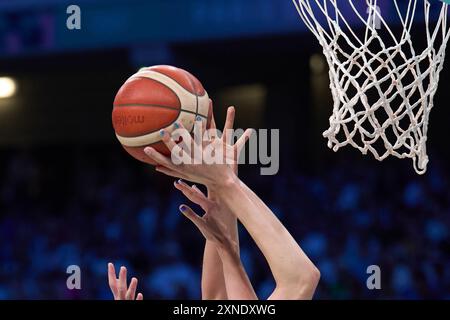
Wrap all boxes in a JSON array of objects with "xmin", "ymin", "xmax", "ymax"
[{"xmin": 293, "ymin": 0, "xmax": 450, "ymax": 174}]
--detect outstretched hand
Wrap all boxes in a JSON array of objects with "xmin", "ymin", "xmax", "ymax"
[
  {"xmin": 175, "ymin": 179, "xmax": 258, "ymax": 300},
  {"xmin": 144, "ymin": 105, "xmax": 253, "ymax": 188},
  {"xmin": 108, "ymin": 263, "xmax": 143, "ymax": 300},
  {"xmin": 175, "ymin": 180, "xmax": 238, "ymax": 253}
]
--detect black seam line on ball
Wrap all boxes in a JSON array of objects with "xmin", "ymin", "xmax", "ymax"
[
  {"xmin": 114, "ymin": 104, "xmax": 207, "ymax": 118},
  {"xmin": 114, "ymin": 103, "xmax": 179, "ymax": 110}
]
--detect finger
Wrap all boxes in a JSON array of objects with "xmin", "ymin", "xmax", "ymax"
[
  {"xmin": 179, "ymin": 204, "xmax": 204, "ymax": 226},
  {"xmin": 207, "ymin": 127, "xmax": 219, "ymax": 141},
  {"xmin": 235, "ymin": 128, "xmax": 254, "ymax": 154},
  {"xmin": 223, "ymin": 106, "xmax": 236, "ymax": 133},
  {"xmin": 160, "ymin": 129, "xmax": 184, "ymax": 164},
  {"xmin": 160, "ymin": 130, "xmax": 179, "ymax": 153},
  {"xmin": 118, "ymin": 266, "xmax": 127, "ymax": 300},
  {"xmin": 144, "ymin": 147, "xmax": 178, "ymax": 171},
  {"xmin": 208, "ymin": 102, "xmax": 219, "ymax": 140},
  {"xmin": 176, "ymin": 179, "xmax": 206, "ymax": 198},
  {"xmin": 191, "ymin": 184, "xmax": 206, "ymax": 197},
  {"xmin": 172, "ymin": 117, "xmax": 190, "ymax": 134},
  {"xmin": 108, "ymin": 263, "xmax": 118, "ymax": 299},
  {"xmin": 174, "ymin": 181, "xmax": 208, "ymax": 205},
  {"xmin": 136, "ymin": 293, "xmax": 144, "ymax": 300},
  {"xmin": 126, "ymin": 277, "xmax": 138, "ymax": 300},
  {"xmin": 197, "ymin": 115, "xmax": 208, "ymax": 141},
  {"xmin": 209, "ymin": 100, "xmax": 217, "ymax": 130},
  {"xmin": 192, "ymin": 116, "xmax": 202, "ymax": 144},
  {"xmin": 222, "ymin": 107, "xmax": 236, "ymax": 146},
  {"xmin": 174, "ymin": 181, "xmax": 208, "ymax": 208},
  {"xmin": 160, "ymin": 130, "xmax": 186, "ymax": 165},
  {"xmin": 172, "ymin": 121, "xmax": 195, "ymax": 152},
  {"xmin": 200, "ymin": 115, "xmax": 206, "ymax": 136},
  {"xmin": 192, "ymin": 116, "xmax": 205, "ymax": 161},
  {"xmin": 174, "ymin": 119, "xmax": 187, "ymax": 131},
  {"xmin": 155, "ymin": 166, "xmax": 187, "ymax": 180},
  {"xmin": 179, "ymin": 205, "xmax": 212, "ymax": 240}
]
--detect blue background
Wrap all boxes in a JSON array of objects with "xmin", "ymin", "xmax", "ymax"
[{"xmin": 0, "ymin": 0, "xmax": 450, "ymax": 299}]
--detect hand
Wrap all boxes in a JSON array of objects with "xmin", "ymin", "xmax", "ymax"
[
  {"xmin": 175, "ymin": 180, "xmax": 238, "ymax": 253},
  {"xmin": 208, "ymin": 106, "xmax": 244, "ymax": 175},
  {"xmin": 144, "ymin": 105, "xmax": 253, "ymax": 188},
  {"xmin": 108, "ymin": 263, "xmax": 143, "ymax": 300}
]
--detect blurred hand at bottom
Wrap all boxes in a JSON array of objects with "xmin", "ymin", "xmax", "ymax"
[{"xmin": 108, "ymin": 263, "xmax": 143, "ymax": 300}]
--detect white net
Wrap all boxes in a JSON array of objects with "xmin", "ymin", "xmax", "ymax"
[{"xmin": 293, "ymin": 0, "xmax": 450, "ymax": 174}]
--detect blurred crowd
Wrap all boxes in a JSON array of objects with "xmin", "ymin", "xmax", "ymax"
[{"xmin": 0, "ymin": 147, "xmax": 449, "ymax": 299}]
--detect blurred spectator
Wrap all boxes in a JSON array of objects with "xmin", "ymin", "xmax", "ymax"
[{"xmin": 0, "ymin": 148, "xmax": 449, "ymax": 299}]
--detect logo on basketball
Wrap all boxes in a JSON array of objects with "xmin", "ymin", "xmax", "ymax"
[{"xmin": 113, "ymin": 115, "xmax": 145, "ymax": 127}]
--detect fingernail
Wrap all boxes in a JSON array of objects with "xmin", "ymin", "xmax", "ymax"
[
  {"xmin": 144, "ymin": 147, "xmax": 152, "ymax": 155},
  {"xmin": 159, "ymin": 130, "xmax": 165, "ymax": 137},
  {"xmin": 179, "ymin": 205, "xmax": 187, "ymax": 212},
  {"xmin": 178, "ymin": 179, "xmax": 183, "ymax": 184},
  {"xmin": 196, "ymin": 116, "xmax": 202, "ymax": 121},
  {"xmin": 173, "ymin": 122, "xmax": 180, "ymax": 129}
]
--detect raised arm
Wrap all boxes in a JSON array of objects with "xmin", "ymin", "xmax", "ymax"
[
  {"xmin": 201, "ymin": 240, "xmax": 228, "ymax": 299},
  {"xmin": 175, "ymin": 180, "xmax": 257, "ymax": 300},
  {"xmin": 144, "ymin": 107, "xmax": 320, "ymax": 300},
  {"xmin": 195, "ymin": 106, "xmax": 241, "ymax": 300},
  {"xmin": 214, "ymin": 177, "xmax": 320, "ymax": 300},
  {"xmin": 197, "ymin": 107, "xmax": 228, "ymax": 299},
  {"xmin": 201, "ymin": 193, "xmax": 240, "ymax": 299}
]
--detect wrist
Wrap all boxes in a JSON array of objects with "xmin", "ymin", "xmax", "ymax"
[
  {"xmin": 207, "ymin": 171, "xmax": 240, "ymax": 192},
  {"xmin": 216, "ymin": 240, "xmax": 239, "ymax": 260}
]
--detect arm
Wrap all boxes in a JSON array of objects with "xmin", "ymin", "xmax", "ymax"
[
  {"xmin": 198, "ymin": 106, "xmax": 240, "ymax": 300},
  {"xmin": 214, "ymin": 177, "xmax": 320, "ymax": 300},
  {"xmin": 215, "ymin": 241, "xmax": 256, "ymax": 300},
  {"xmin": 175, "ymin": 181, "xmax": 257, "ymax": 300},
  {"xmin": 201, "ymin": 241, "xmax": 228, "ymax": 299},
  {"xmin": 144, "ymin": 107, "xmax": 319, "ymax": 299},
  {"xmin": 201, "ymin": 198, "xmax": 239, "ymax": 300}
]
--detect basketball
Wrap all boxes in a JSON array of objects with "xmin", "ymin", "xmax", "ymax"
[{"xmin": 112, "ymin": 65, "xmax": 211, "ymax": 165}]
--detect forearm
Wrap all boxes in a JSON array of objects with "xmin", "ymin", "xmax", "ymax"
[
  {"xmin": 202, "ymin": 195, "xmax": 239, "ymax": 300},
  {"xmin": 209, "ymin": 193, "xmax": 240, "ymax": 248},
  {"xmin": 216, "ymin": 244, "xmax": 257, "ymax": 300},
  {"xmin": 213, "ymin": 177, "xmax": 319, "ymax": 298},
  {"xmin": 201, "ymin": 242, "xmax": 228, "ymax": 300}
]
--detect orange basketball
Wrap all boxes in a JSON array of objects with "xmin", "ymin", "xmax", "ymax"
[{"xmin": 112, "ymin": 65, "xmax": 211, "ymax": 165}]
